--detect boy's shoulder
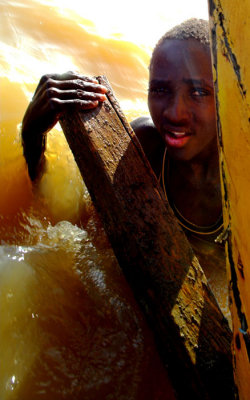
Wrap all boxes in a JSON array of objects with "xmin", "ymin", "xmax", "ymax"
[
  {"xmin": 131, "ymin": 116, "xmax": 155, "ymax": 135},
  {"xmin": 131, "ymin": 116, "xmax": 164, "ymax": 175}
]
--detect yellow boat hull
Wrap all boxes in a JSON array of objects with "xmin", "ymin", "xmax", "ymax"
[{"xmin": 209, "ymin": 1, "xmax": 250, "ymax": 398}]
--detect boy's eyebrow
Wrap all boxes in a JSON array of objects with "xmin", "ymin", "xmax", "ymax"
[
  {"xmin": 149, "ymin": 79, "xmax": 171, "ymax": 85},
  {"xmin": 183, "ymin": 78, "xmax": 213, "ymax": 87},
  {"xmin": 149, "ymin": 78, "xmax": 213, "ymax": 88}
]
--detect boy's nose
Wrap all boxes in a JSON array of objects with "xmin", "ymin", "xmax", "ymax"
[{"xmin": 163, "ymin": 94, "xmax": 190, "ymax": 126}]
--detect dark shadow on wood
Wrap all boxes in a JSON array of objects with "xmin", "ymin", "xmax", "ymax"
[
  {"xmin": 60, "ymin": 76, "xmax": 234, "ymax": 399},
  {"xmin": 196, "ymin": 295, "xmax": 235, "ymax": 400},
  {"xmin": 113, "ymin": 138, "xmax": 234, "ymax": 399}
]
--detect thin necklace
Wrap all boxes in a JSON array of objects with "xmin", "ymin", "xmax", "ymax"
[{"xmin": 161, "ymin": 147, "xmax": 224, "ymax": 235}]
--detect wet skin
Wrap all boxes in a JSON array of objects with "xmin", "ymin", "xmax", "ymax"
[
  {"xmin": 148, "ymin": 39, "xmax": 218, "ymax": 163},
  {"xmin": 21, "ymin": 71, "xmax": 107, "ymax": 180},
  {"xmin": 133, "ymin": 39, "xmax": 222, "ymax": 226}
]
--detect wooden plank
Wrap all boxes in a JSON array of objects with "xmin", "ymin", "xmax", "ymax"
[
  {"xmin": 60, "ymin": 76, "xmax": 234, "ymax": 399},
  {"xmin": 208, "ymin": 2, "xmax": 250, "ymax": 399}
]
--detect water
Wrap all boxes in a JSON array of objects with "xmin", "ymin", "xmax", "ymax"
[
  {"xmin": 0, "ymin": 225, "xmax": 173, "ymax": 399},
  {"xmin": 0, "ymin": 1, "xmax": 176, "ymax": 398},
  {"xmin": 0, "ymin": 1, "xmax": 215, "ymax": 398}
]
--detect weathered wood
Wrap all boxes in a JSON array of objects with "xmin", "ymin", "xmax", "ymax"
[
  {"xmin": 60, "ymin": 76, "xmax": 234, "ymax": 399},
  {"xmin": 208, "ymin": 2, "xmax": 250, "ymax": 399}
]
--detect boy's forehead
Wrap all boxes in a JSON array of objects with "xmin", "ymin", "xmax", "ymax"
[
  {"xmin": 150, "ymin": 39, "xmax": 212, "ymax": 80},
  {"xmin": 153, "ymin": 39, "xmax": 209, "ymax": 63}
]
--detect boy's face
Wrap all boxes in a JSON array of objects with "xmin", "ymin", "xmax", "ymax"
[{"xmin": 148, "ymin": 39, "xmax": 217, "ymax": 162}]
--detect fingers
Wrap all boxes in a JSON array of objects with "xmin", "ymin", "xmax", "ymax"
[
  {"xmin": 49, "ymin": 98, "xmax": 100, "ymax": 113},
  {"xmin": 42, "ymin": 87, "xmax": 107, "ymax": 116},
  {"xmin": 34, "ymin": 72, "xmax": 107, "ymax": 109},
  {"xmin": 44, "ymin": 87, "xmax": 106, "ymax": 101},
  {"xmin": 22, "ymin": 71, "xmax": 107, "ymax": 176},
  {"xmin": 43, "ymin": 93, "xmax": 104, "ymax": 116},
  {"xmin": 38, "ymin": 71, "xmax": 98, "ymax": 86},
  {"xmin": 48, "ymin": 78, "xmax": 107, "ymax": 94},
  {"xmin": 37, "ymin": 71, "xmax": 107, "ymax": 94},
  {"xmin": 27, "ymin": 71, "xmax": 108, "ymax": 137}
]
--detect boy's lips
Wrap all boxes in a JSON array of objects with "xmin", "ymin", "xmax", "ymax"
[{"xmin": 164, "ymin": 130, "xmax": 191, "ymax": 148}]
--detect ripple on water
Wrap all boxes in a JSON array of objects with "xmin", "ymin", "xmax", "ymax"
[{"xmin": 0, "ymin": 223, "xmax": 172, "ymax": 400}]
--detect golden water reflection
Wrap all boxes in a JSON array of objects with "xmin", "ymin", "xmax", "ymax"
[{"xmin": 0, "ymin": 1, "xmax": 177, "ymax": 398}]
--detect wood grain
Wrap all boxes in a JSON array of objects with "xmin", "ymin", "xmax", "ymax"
[{"xmin": 60, "ymin": 76, "xmax": 234, "ymax": 399}]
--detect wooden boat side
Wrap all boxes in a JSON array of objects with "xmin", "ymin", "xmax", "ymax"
[{"xmin": 208, "ymin": 2, "xmax": 250, "ymax": 398}]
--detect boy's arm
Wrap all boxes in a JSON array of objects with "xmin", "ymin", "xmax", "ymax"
[{"xmin": 21, "ymin": 72, "xmax": 107, "ymax": 181}]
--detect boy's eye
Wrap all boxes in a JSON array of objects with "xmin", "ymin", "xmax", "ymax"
[
  {"xmin": 191, "ymin": 87, "xmax": 210, "ymax": 97},
  {"xmin": 148, "ymin": 87, "xmax": 169, "ymax": 94}
]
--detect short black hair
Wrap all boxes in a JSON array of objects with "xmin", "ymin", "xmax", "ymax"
[{"xmin": 150, "ymin": 18, "xmax": 210, "ymax": 69}]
